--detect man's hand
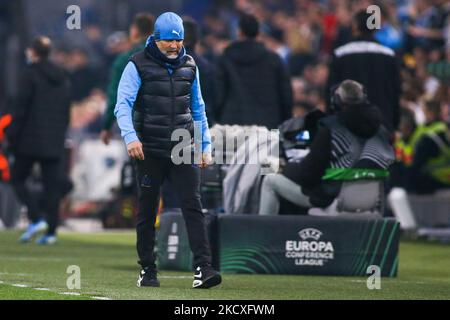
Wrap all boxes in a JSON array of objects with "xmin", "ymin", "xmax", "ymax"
[
  {"xmin": 100, "ymin": 129, "xmax": 112, "ymax": 145},
  {"xmin": 200, "ymin": 152, "xmax": 212, "ymax": 168},
  {"xmin": 127, "ymin": 140, "xmax": 145, "ymax": 160}
]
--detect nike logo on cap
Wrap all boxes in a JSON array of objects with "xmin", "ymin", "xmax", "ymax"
[{"xmin": 172, "ymin": 30, "xmax": 180, "ymax": 36}]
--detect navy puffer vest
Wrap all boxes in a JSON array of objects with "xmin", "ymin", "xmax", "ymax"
[{"xmin": 130, "ymin": 50, "xmax": 196, "ymax": 158}]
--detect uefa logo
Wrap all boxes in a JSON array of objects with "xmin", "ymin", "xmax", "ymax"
[{"xmin": 298, "ymin": 228, "xmax": 323, "ymax": 241}]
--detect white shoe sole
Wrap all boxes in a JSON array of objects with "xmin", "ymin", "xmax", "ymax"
[{"xmin": 193, "ymin": 274, "xmax": 222, "ymax": 289}]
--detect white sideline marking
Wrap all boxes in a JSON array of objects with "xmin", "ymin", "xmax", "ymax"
[
  {"xmin": 349, "ymin": 279, "xmax": 426, "ymax": 284},
  {"xmin": 0, "ymin": 280, "xmax": 112, "ymax": 300},
  {"xmin": 91, "ymin": 296, "xmax": 112, "ymax": 300},
  {"xmin": 60, "ymin": 292, "xmax": 81, "ymax": 296},
  {"xmin": 0, "ymin": 272, "xmax": 31, "ymax": 276},
  {"xmin": 1, "ymin": 257, "xmax": 66, "ymax": 262}
]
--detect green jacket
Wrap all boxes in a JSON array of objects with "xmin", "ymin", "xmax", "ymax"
[
  {"xmin": 427, "ymin": 61, "xmax": 450, "ymax": 85},
  {"xmin": 102, "ymin": 41, "xmax": 146, "ymax": 130}
]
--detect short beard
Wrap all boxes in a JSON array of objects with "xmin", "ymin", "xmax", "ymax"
[{"xmin": 162, "ymin": 50, "xmax": 179, "ymax": 59}]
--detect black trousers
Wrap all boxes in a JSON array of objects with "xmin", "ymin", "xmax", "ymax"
[
  {"xmin": 134, "ymin": 157, "xmax": 212, "ymax": 269},
  {"xmin": 10, "ymin": 154, "xmax": 62, "ymax": 235}
]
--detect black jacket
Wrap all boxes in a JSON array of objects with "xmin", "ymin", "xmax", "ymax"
[
  {"xmin": 282, "ymin": 103, "xmax": 383, "ymax": 206},
  {"xmin": 7, "ymin": 60, "xmax": 71, "ymax": 158},
  {"xmin": 326, "ymin": 37, "xmax": 401, "ymax": 132},
  {"xmin": 186, "ymin": 48, "xmax": 217, "ymax": 125},
  {"xmin": 215, "ymin": 40, "xmax": 293, "ymax": 129}
]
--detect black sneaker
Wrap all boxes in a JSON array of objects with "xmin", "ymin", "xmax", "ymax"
[
  {"xmin": 137, "ymin": 267, "xmax": 160, "ymax": 287},
  {"xmin": 193, "ymin": 265, "xmax": 222, "ymax": 289}
]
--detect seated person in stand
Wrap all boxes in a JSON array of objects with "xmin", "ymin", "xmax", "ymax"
[{"xmin": 259, "ymin": 80, "xmax": 394, "ymax": 215}]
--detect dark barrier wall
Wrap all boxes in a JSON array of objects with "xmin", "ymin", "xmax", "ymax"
[{"xmin": 157, "ymin": 212, "xmax": 400, "ymax": 277}]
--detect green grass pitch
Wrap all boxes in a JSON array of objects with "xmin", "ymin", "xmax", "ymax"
[{"xmin": 0, "ymin": 230, "xmax": 449, "ymax": 300}]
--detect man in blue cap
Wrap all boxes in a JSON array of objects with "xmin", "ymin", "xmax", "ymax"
[{"xmin": 115, "ymin": 12, "xmax": 221, "ymax": 289}]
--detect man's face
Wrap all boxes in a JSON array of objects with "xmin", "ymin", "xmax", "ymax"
[{"xmin": 156, "ymin": 39, "xmax": 183, "ymax": 59}]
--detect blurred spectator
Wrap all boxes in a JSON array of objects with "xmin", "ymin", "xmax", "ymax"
[
  {"xmin": 300, "ymin": 62, "xmax": 329, "ymax": 109},
  {"xmin": 404, "ymin": 0, "xmax": 448, "ymax": 52},
  {"xmin": 292, "ymin": 100, "xmax": 315, "ymax": 118},
  {"xmin": 50, "ymin": 46, "xmax": 71, "ymax": 70},
  {"xmin": 215, "ymin": 13, "xmax": 293, "ymax": 129},
  {"xmin": 262, "ymin": 26, "xmax": 291, "ymax": 63},
  {"xmin": 69, "ymin": 90, "xmax": 107, "ymax": 142},
  {"xmin": 100, "ymin": 13, "xmax": 154, "ymax": 145},
  {"xmin": 374, "ymin": 2, "xmax": 403, "ymax": 51},
  {"xmin": 327, "ymin": 10, "xmax": 402, "ymax": 132},
  {"xmin": 392, "ymin": 108, "xmax": 424, "ymax": 188},
  {"xmin": 427, "ymin": 49, "xmax": 450, "ymax": 85},
  {"xmin": 67, "ymin": 47, "xmax": 102, "ymax": 102},
  {"xmin": 201, "ymin": 9, "xmax": 233, "ymax": 61},
  {"xmin": 104, "ymin": 31, "xmax": 131, "ymax": 66},
  {"xmin": 291, "ymin": 77, "xmax": 306, "ymax": 102},
  {"xmin": 410, "ymin": 100, "xmax": 450, "ymax": 193},
  {"xmin": 332, "ymin": 1, "xmax": 353, "ymax": 49},
  {"xmin": 7, "ymin": 36, "xmax": 71, "ymax": 245},
  {"xmin": 183, "ymin": 17, "xmax": 217, "ymax": 125},
  {"xmin": 83, "ymin": 89, "xmax": 107, "ymax": 134},
  {"xmin": 286, "ymin": 8, "xmax": 318, "ymax": 76},
  {"xmin": 400, "ymin": 69, "xmax": 426, "ymax": 124}
]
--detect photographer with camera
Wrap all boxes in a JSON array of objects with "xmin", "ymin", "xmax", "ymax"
[{"xmin": 258, "ymin": 80, "xmax": 394, "ymax": 216}]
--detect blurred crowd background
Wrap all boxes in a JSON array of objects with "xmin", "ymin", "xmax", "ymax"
[
  {"xmin": 1, "ymin": 0, "xmax": 448, "ymax": 131},
  {"xmin": 0, "ymin": 0, "xmax": 449, "ymax": 222}
]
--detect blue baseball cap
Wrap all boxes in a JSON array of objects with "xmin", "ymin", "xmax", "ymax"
[{"xmin": 154, "ymin": 12, "xmax": 184, "ymax": 41}]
